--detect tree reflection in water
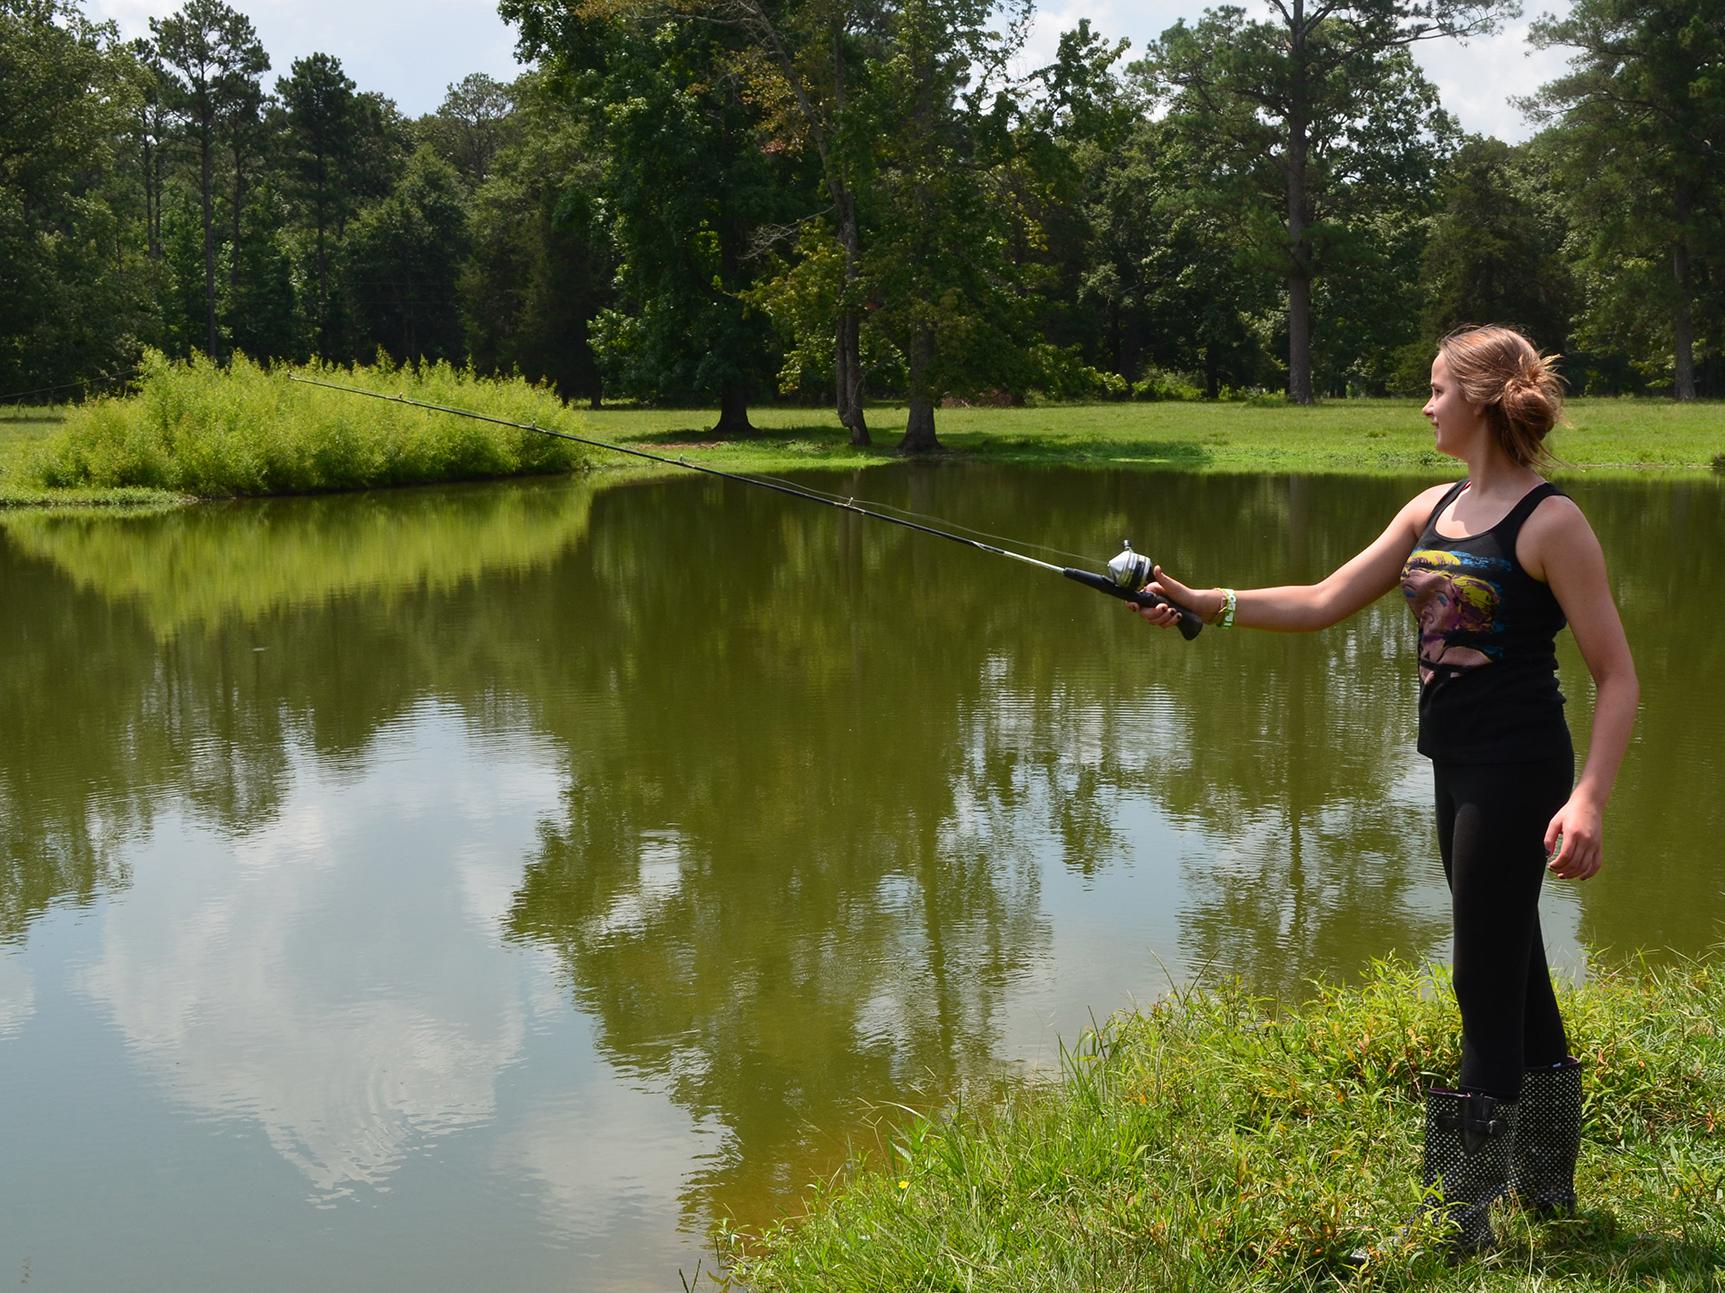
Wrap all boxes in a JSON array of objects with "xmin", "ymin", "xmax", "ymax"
[{"xmin": 1, "ymin": 466, "xmax": 1718, "ymax": 1248}]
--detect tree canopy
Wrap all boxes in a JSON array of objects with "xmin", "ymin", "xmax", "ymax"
[{"xmin": 2, "ymin": 0, "xmax": 1720, "ymax": 427}]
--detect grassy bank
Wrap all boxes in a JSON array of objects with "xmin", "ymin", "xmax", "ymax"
[
  {"xmin": 6, "ymin": 387, "xmax": 1722, "ymax": 510},
  {"xmin": 726, "ymin": 958, "xmax": 1724, "ymax": 1292},
  {"xmin": 2, "ymin": 351, "xmax": 585, "ymax": 506},
  {"xmin": 584, "ymin": 399, "xmax": 1725, "ymax": 480}
]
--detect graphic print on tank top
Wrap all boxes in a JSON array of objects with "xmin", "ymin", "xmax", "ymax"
[{"xmin": 1401, "ymin": 546, "xmax": 1513, "ymax": 685}]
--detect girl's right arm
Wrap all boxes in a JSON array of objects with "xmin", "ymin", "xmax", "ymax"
[{"xmin": 1131, "ymin": 483, "xmax": 1451, "ymax": 633}]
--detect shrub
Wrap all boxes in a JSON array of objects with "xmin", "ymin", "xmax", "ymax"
[
  {"xmin": 28, "ymin": 351, "xmax": 587, "ymax": 498},
  {"xmin": 1132, "ymin": 365, "xmax": 1205, "ymax": 402}
]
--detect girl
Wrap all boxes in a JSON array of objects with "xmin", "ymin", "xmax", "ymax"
[{"xmin": 1131, "ymin": 325, "xmax": 1638, "ymax": 1254}]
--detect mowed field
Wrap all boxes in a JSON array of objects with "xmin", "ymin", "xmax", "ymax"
[
  {"xmin": 581, "ymin": 397, "xmax": 1725, "ymax": 478},
  {"xmin": 4, "ymin": 397, "xmax": 1723, "ymax": 507}
]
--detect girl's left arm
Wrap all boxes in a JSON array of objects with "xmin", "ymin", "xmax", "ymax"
[{"xmin": 1531, "ymin": 500, "xmax": 1639, "ymax": 881}]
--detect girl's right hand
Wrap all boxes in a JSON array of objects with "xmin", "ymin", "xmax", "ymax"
[{"xmin": 1127, "ymin": 564, "xmax": 1220, "ymax": 629}]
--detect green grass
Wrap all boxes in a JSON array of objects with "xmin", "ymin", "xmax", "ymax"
[
  {"xmin": 724, "ymin": 957, "xmax": 1724, "ymax": 1292},
  {"xmin": 6, "ymin": 387, "xmax": 1723, "ymax": 510},
  {"xmin": 7, "ymin": 351, "xmax": 586, "ymax": 504},
  {"xmin": 585, "ymin": 399, "xmax": 1725, "ymax": 480}
]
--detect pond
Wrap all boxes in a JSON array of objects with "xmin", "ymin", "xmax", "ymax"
[{"xmin": 1, "ymin": 467, "xmax": 1720, "ymax": 1290}]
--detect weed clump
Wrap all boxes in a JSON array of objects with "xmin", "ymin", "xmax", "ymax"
[{"xmin": 27, "ymin": 351, "xmax": 586, "ymax": 498}]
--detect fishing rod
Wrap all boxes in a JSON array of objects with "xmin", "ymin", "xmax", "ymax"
[{"xmin": 289, "ymin": 376, "xmax": 1204, "ymax": 640}]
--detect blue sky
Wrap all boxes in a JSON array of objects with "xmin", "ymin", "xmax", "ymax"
[{"xmin": 89, "ymin": 0, "xmax": 1571, "ymax": 140}]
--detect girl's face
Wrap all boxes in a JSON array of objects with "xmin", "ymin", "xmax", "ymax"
[{"xmin": 1422, "ymin": 352, "xmax": 1485, "ymax": 459}]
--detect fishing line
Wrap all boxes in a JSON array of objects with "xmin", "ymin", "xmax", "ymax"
[
  {"xmin": 288, "ymin": 375, "xmax": 1204, "ymax": 639},
  {"xmin": 737, "ymin": 470, "xmax": 1098, "ymax": 567}
]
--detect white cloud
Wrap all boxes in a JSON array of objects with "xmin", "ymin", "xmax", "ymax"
[
  {"xmin": 78, "ymin": 710, "xmax": 560, "ymax": 1199},
  {"xmin": 0, "ymin": 954, "xmax": 36, "ymax": 1041},
  {"xmin": 1409, "ymin": 8, "xmax": 1573, "ymax": 143}
]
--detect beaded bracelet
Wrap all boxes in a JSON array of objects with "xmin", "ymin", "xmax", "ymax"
[{"xmin": 1213, "ymin": 587, "xmax": 1237, "ymax": 629}]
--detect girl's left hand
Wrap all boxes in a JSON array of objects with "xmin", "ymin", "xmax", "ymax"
[{"xmin": 1544, "ymin": 794, "xmax": 1604, "ymax": 881}]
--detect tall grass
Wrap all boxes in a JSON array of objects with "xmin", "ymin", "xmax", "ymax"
[
  {"xmin": 26, "ymin": 351, "xmax": 587, "ymax": 498},
  {"xmin": 727, "ymin": 957, "xmax": 1724, "ymax": 1292}
]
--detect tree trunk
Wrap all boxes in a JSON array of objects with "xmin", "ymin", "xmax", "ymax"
[
  {"xmin": 1284, "ymin": 5, "xmax": 1314, "ymax": 405},
  {"xmin": 835, "ymin": 201, "xmax": 867, "ymax": 441},
  {"xmin": 199, "ymin": 111, "xmax": 218, "ymax": 358},
  {"xmin": 899, "ymin": 325, "xmax": 940, "ymax": 453},
  {"xmin": 1673, "ymin": 181, "xmax": 1696, "ymax": 402},
  {"xmin": 836, "ymin": 305, "xmax": 867, "ymax": 445},
  {"xmin": 315, "ymin": 189, "xmax": 328, "ymax": 353},
  {"xmin": 230, "ymin": 140, "xmax": 244, "ymax": 328},
  {"xmin": 711, "ymin": 380, "xmax": 755, "ymax": 435}
]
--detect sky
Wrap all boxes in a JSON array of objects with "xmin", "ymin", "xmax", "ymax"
[{"xmin": 87, "ymin": 0, "xmax": 1574, "ymax": 141}]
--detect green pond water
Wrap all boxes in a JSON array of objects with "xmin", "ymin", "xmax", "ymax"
[{"xmin": 0, "ymin": 467, "xmax": 1720, "ymax": 1290}]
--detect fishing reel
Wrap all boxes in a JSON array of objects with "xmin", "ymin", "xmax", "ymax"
[
  {"xmin": 1064, "ymin": 539, "xmax": 1203, "ymax": 640},
  {"xmin": 1106, "ymin": 540, "xmax": 1155, "ymax": 594}
]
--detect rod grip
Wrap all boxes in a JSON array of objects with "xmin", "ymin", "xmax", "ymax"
[{"xmin": 1062, "ymin": 568, "xmax": 1203, "ymax": 641}]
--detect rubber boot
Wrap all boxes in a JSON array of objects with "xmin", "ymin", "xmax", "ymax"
[
  {"xmin": 1510, "ymin": 1058, "xmax": 1581, "ymax": 1217},
  {"xmin": 1347, "ymin": 1084, "xmax": 1517, "ymax": 1264},
  {"xmin": 1422, "ymin": 1086, "xmax": 1518, "ymax": 1255}
]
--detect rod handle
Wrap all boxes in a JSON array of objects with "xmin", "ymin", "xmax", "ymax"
[{"xmin": 1062, "ymin": 568, "xmax": 1203, "ymax": 641}]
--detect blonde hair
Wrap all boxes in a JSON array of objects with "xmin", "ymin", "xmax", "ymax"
[{"xmin": 1437, "ymin": 325, "xmax": 1565, "ymax": 469}]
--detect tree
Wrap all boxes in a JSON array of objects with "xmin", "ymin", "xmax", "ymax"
[
  {"xmin": 0, "ymin": 0, "xmax": 150, "ymax": 395},
  {"xmin": 460, "ymin": 72, "xmax": 610, "ymax": 404},
  {"xmin": 228, "ymin": 184, "xmax": 300, "ymax": 361},
  {"xmin": 342, "ymin": 145, "xmax": 470, "ymax": 363},
  {"xmin": 1142, "ymin": 0, "xmax": 1506, "ymax": 403},
  {"xmin": 502, "ymin": 1, "xmax": 790, "ymax": 434},
  {"xmin": 126, "ymin": 36, "xmax": 171, "ymax": 261},
  {"xmin": 1419, "ymin": 136, "xmax": 1575, "ymax": 352},
  {"xmin": 696, "ymin": 0, "xmax": 893, "ymax": 443},
  {"xmin": 278, "ymin": 53, "xmax": 361, "ymax": 355},
  {"xmin": 863, "ymin": 0, "xmax": 1039, "ymax": 450},
  {"xmin": 1526, "ymin": 0, "xmax": 1725, "ymax": 399},
  {"xmin": 425, "ymin": 73, "xmax": 515, "ymax": 188},
  {"xmin": 151, "ymin": 0, "xmax": 268, "ymax": 357}
]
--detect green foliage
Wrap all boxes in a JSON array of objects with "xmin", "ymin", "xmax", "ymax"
[
  {"xmin": 730, "ymin": 957, "xmax": 1725, "ymax": 1290},
  {"xmin": 277, "ymin": 51, "xmax": 362, "ymax": 355},
  {"xmin": 341, "ymin": 146, "xmax": 470, "ymax": 364},
  {"xmin": 2, "ymin": 476, "xmax": 592, "ymax": 633},
  {"xmin": 27, "ymin": 349, "xmax": 586, "ymax": 497},
  {"xmin": 5, "ymin": 0, "xmax": 1724, "ymax": 414},
  {"xmin": 1133, "ymin": 366, "xmax": 1205, "ymax": 402},
  {"xmin": 1420, "ymin": 137, "xmax": 1575, "ymax": 349},
  {"xmin": 1140, "ymin": 0, "xmax": 1484, "ymax": 402},
  {"xmin": 0, "ymin": 0, "xmax": 155, "ymax": 396},
  {"xmin": 459, "ymin": 71, "xmax": 609, "ymax": 404},
  {"xmin": 505, "ymin": 2, "xmax": 793, "ymax": 428},
  {"xmin": 1525, "ymin": 0, "xmax": 1725, "ymax": 399},
  {"xmin": 150, "ymin": 0, "xmax": 270, "ymax": 358},
  {"xmin": 422, "ymin": 72, "xmax": 516, "ymax": 188}
]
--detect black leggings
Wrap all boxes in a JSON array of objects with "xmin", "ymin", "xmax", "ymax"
[{"xmin": 1433, "ymin": 749, "xmax": 1574, "ymax": 1099}]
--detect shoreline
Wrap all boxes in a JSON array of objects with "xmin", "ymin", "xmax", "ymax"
[
  {"xmin": 726, "ymin": 956, "xmax": 1724, "ymax": 1291},
  {"xmin": 5, "ymin": 397, "xmax": 1723, "ymax": 512}
]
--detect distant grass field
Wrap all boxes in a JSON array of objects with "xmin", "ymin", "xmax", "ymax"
[
  {"xmin": 583, "ymin": 398, "xmax": 1725, "ymax": 480},
  {"xmin": 5, "ymin": 390, "xmax": 1723, "ymax": 510}
]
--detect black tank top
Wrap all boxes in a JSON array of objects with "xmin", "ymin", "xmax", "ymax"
[{"xmin": 1400, "ymin": 480, "xmax": 1570, "ymax": 762}]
